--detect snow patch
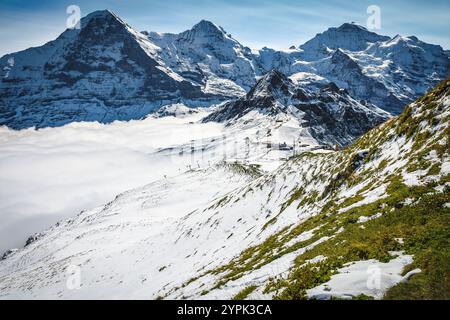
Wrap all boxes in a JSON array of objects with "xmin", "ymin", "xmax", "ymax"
[{"xmin": 307, "ymin": 253, "xmax": 417, "ymax": 299}]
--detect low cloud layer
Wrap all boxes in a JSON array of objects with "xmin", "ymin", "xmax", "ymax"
[{"xmin": 0, "ymin": 116, "xmax": 223, "ymax": 254}]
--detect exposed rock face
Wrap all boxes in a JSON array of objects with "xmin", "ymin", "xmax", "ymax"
[
  {"xmin": 203, "ymin": 70, "xmax": 389, "ymax": 146},
  {"xmin": 0, "ymin": 10, "xmax": 211, "ymax": 129},
  {"xmin": 154, "ymin": 104, "xmax": 199, "ymax": 118}
]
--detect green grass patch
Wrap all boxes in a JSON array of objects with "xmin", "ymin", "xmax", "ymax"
[{"xmin": 232, "ymin": 285, "xmax": 258, "ymax": 300}]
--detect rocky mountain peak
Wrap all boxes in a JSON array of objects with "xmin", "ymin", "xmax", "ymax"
[
  {"xmin": 80, "ymin": 9, "xmax": 126, "ymax": 30},
  {"xmin": 0, "ymin": 9, "xmax": 211, "ymax": 129},
  {"xmin": 331, "ymin": 49, "xmax": 360, "ymax": 69},
  {"xmin": 203, "ymin": 69, "xmax": 389, "ymax": 147},
  {"xmin": 248, "ymin": 69, "xmax": 292, "ymax": 97},
  {"xmin": 300, "ymin": 22, "xmax": 390, "ymax": 56},
  {"xmin": 384, "ymin": 34, "xmax": 415, "ymax": 47},
  {"xmin": 83, "ymin": 9, "xmax": 116, "ymax": 20},
  {"xmin": 333, "ymin": 22, "xmax": 390, "ymax": 41},
  {"xmin": 178, "ymin": 19, "xmax": 229, "ymax": 44}
]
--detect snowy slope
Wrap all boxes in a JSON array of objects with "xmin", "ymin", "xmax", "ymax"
[
  {"xmin": 204, "ymin": 70, "xmax": 389, "ymax": 147},
  {"xmin": 0, "ymin": 164, "xmax": 257, "ymax": 299},
  {"xmin": 1, "ymin": 78, "xmax": 448, "ymax": 300}
]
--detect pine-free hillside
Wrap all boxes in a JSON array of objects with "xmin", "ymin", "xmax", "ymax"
[
  {"xmin": 1, "ymin": 10, "xmax": 449, "ymax": 129},
  {"xmin": 0, "ymin": 78, "xmax": 448, "ymax": 300},
  {"xmin": 162, "ymin": 78, "xmax": 450, "ymax": 300}
]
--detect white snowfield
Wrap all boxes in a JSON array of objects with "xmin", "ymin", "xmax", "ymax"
[
  {"xmin": 0, "ymin": 87, "xmax": 448, "ymax": 300},
  {"xmin": 306, "ymin": 253, "xmax": 419, "ymax": 300}
]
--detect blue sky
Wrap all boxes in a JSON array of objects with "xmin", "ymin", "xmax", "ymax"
[{"xmin": 1, "ymin": 0, "xmax": 450, "ymax": 56}]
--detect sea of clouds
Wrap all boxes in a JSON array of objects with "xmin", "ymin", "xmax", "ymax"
[{"xmin": 0, "ymin": 115, "xmax": 223, "ymax": 254}]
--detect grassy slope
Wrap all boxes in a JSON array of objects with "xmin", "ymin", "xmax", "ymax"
[{"xmin": 176, "ymin": 78, "xmax": 450, "ymax": 300}]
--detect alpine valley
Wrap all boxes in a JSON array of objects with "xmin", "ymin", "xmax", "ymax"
[{"xmin": 0, "ymin": 10, "xmax": 449, "ymax": 300}]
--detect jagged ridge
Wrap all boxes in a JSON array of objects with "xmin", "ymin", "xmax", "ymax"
[{"xmin": 203, "ymin": 70, "xmax": 389, "ymax": 147}]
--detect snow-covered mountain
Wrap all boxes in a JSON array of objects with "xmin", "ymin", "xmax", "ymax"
[
  {"xmin": 1, "ymin": 10, "xmax": 448, "ymax": 129},
  {"xmin": 299, "ymin": 23, "xmax": 391, "ymax": 59},
  {"xmin": 148, "ymin": 20, "xmax": 449, "ymax": 115},
  {"xmin": 0, "ymin": 10, "xmax": 216, "ymax": 129},
  {"xmin": 204, "ymin": 70, "xmax": 389, "ymax": 147},
  {"xmin": 0, "ymin": 8, "xmax": 448, "ymax": 301},
  {"xmin": 288, "ymin": 24, "xmax": 450, "ymax": 114},
  {"xmin": 0, "ymin": 78, "xmax": 448, "ymax": 299},
  {"xmin": 147, "ymin": 20, "xmax": 256, "ymax": 95},
  {"xmin": 362, "ymin": 35, "xmax": 450, "ymax": 102}
]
